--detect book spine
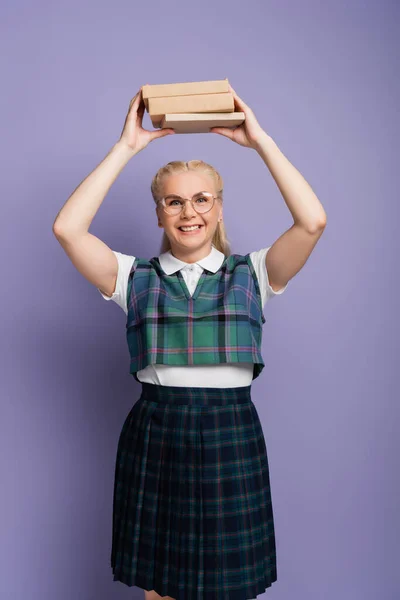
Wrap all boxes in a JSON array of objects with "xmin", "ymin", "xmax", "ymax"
[
  {"xmin": 142, "ymin": 79, "xmax": 229, "ymax": 101},
  {"xmin": 148, "ymin": 93, "xmax": 234, "ymax": 118}
]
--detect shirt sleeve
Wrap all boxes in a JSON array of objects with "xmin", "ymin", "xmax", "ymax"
[
  {"xmin": 97, "ymin": 251, "xmax": 136, "ymax": 315},
  {"xmin": 249, "ymin": 247, "xmax": 289, "ymax": 306}
]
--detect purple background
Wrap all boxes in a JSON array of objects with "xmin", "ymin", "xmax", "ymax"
[{"xmin": 1, "ymin": 1, "xmax": 398, "ymax": 599}]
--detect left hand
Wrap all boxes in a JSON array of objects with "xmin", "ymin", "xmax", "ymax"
[{"xmin": 210, "ymin": 84, "xmax": 267, "ymax": 149}]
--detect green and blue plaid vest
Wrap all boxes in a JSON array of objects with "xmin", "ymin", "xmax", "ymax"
[{"xmin": 126, "ymin": 253, "xmax": 266, "ymax": 381}]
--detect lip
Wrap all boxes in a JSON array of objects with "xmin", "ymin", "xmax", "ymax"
[{"xmin": 177, "ymin": 224, "xmax": 204, "ymax": 234}]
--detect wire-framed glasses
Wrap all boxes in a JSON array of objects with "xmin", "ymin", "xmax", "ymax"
[{"xmin": 159, "ymin": 191, "xmax": 218, "ymax": 215}]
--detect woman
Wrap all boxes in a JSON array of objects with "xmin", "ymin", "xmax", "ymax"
[{"xmin": 53, "ymin": 84, "xmax": 327, "ymax": 600}]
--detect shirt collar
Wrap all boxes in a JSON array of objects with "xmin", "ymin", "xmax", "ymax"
[{"xmin": 158, "ymin": 244, "xmax": 226, "ymax": 274}]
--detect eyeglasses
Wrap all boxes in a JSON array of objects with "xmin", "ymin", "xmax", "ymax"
[{"xmin": 159, "ymin": 191, "xmax": 219, "ymax": 215}]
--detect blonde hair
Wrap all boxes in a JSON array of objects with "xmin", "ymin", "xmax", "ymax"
[{"xmin": 150, "ymin": 160, "xmax": 231, "ymax": 256}]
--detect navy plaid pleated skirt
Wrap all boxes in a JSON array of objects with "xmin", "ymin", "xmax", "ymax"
[{"xmin": 111, "ymin": 382, "xmax": 277, "ymax": 600}]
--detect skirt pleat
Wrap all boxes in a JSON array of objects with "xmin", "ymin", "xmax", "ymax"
[{"xmin": 111, "ymin": 382, "xmax": 277, "ymax": 600}]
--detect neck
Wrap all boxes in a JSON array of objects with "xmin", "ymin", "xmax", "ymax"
[{"xmin": 169, "ymin": 243, "xmax": 213, "ymax": 264}]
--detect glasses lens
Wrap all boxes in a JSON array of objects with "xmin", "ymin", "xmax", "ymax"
[
  {"xmin": 194, "ymin": 193, "xmax": 214, "ymax": 213},
  {"xmin": 163, "ymin": 196, "xmax": 183, "ymax": 214},
  {"xmin": 163, "ymin": 193, "xmax": 214, "ymax": 214}
]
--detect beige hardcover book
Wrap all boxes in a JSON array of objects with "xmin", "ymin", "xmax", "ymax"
[
  {"xmin": 142, "ymin": 79, "xmax": 229, "ymax": 110},
  {"xmin": 148, "ymin": 92, "xmax": 234, "ymax": 125},
  {"xmin": 159, "ymin": 112, "xmax": 245, "ymax": 134}
]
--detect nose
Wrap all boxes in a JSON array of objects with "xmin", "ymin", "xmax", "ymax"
[{"xmin": 181, "ymin": 199, "xmax": 197, "ymax": 217}]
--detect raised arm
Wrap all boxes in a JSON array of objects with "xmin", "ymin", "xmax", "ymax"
[
  {"xmin": 52, "ymin": 142, "xmax": 136, "ymax": 297},
  {"xmin": 52, "ymin": 87, "xmax": 175, "ymax": 297}
]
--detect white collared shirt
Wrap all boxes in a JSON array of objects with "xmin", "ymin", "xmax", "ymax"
[{"xmin": 98, "ymin": 245, "xmax": 288, "ymax": 387}]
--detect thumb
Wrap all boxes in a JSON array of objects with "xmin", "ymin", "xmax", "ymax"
[{"xmin": 150, "ymin": 128, "xmax": 176, "ymax": 141}]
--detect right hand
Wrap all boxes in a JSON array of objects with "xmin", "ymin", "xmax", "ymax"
[{"xmin": 118, "ymin": 86, "xmax": 175, "ymax": 154}]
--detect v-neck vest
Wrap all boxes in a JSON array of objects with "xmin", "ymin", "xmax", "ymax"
[{"xmin": 125, "ymin": 253, "xmax": 266, "ymax": 382}]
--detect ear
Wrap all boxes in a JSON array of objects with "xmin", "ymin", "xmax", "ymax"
[{"xmin": 156, "ymin": 205, "xmax": 163, "ymax": 227}]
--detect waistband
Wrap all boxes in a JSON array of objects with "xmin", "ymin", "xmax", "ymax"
[{"xmin": 139, "ymin": 382, "xmax": 252, "ymax": 406}]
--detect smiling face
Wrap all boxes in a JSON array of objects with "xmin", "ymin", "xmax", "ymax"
[{"xmin": 156, "ymin": 171, "xmax": 223, "ymax": 261}]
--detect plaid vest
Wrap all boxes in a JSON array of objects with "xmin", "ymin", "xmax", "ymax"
[{"xmin": 126, "ymin": 253, "xmax": 266, "ymax": 382}]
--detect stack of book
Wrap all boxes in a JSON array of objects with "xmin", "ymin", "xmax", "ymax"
[{"xmin": 142, "ymin": 79, "xmax": 245, "ymax": 134}]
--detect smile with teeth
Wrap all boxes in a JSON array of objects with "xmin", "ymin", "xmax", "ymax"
[{"xmin": 178, "ymin": 225, "xmax": 203, "ymax": 232}]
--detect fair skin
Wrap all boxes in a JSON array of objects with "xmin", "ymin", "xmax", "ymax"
[
  {"xmin": 210, "ymin": 84, "xmax": 327, "ymax": 292},
  {"xmin": 52, "ymin": 83, "xmax": 327, "ymax": 299},
  {"xmin": 156, "ymin": 172, "xmax": 223, "ymax": 264},
  {"xmin": 144, "ymin": 591, "xmax": 174, "ymax": 600},
  {"xmin": 51, "ymin": 86, "xmax": 177, "ymax": 300},
  {"xmin": 52, "ymin": 84, "xmax": 326, "ymax": 600}
]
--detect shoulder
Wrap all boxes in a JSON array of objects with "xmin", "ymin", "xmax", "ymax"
[
  {"xmin": 97, "ymin": 250, "xmax": 136, "ymax": 314},
  {"xmin": 114, "ymin": 250, "xmax": 136, "ymax": 270},
  {"xmin": 248, "ymin": 247, "xmax": 289, "ymax": 302}
]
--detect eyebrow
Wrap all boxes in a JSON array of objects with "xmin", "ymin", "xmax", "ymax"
[{"xmin": 165, "ymin": 191, "xmax": 211, "ymax": 198}]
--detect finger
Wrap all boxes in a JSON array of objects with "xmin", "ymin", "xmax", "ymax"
[
  {"xmin": 131, "ymin": 89, "xmax": 142, "ymax": 103},
  {"xmin": 229, "ymin": 84, "xmax": 247, "ymax": 107},
  {"xmin": 135, "ymin": 88, "xmax": 144, "ymax": 102},
  {"xmin": 129, "ymin": 93, "xmax": 141, "ymax": 112},
  {"xmin": 229, "ymin": 83, "xmax": 240, "ymax": 97},
  {"xmin": 209, "ymin": 127, "xmax": 234, "ymax": 139},
  {"xmin": 136, "ymin": 90, "xmax": 143, "ymax": 105},
  {"xmin": 136, "ymin": 105, "xmax": 145, "ymax": 124},
  {"xmin": 132, "ymin": 92, "xmax": 146, "ymax": 118},
  {"xmin": 233, "ymin": 92, "xmax": 246, "ymax": 108}
]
